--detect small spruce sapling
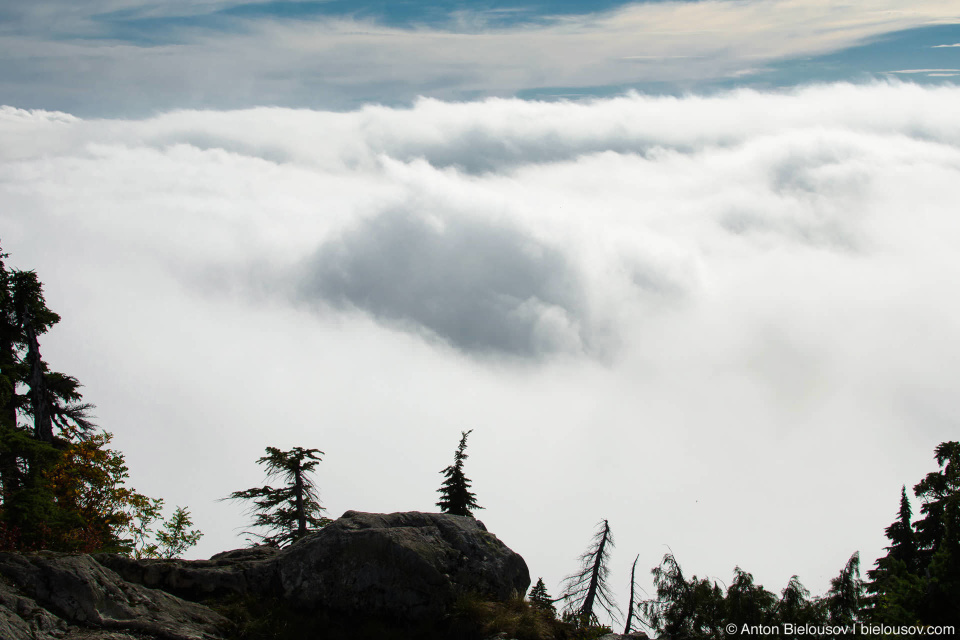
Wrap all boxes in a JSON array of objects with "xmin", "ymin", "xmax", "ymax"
[
  {"xmin": 436, "ymin": 430, "xmax": 482, "ymax": 517},
  {"xmin": 529, "ymin": 577, "xmax": 557, "ymax": 617}
]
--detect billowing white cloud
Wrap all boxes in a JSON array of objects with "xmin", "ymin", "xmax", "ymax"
[{"xmin": 2, "ymin": 81, "xmax": 960, "ymax": 620}]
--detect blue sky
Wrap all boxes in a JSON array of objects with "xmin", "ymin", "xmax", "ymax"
[{"xmin": 2, "ymin": 0, "xmax": 959, "ymax": 116}]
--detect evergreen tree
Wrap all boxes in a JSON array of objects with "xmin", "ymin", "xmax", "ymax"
[
  {"xmin": 865, "ymin": 486, "xmax": 919, "ymax": 620},
  {"xmin": 640, "ymin": 552, "xmax": 725, "ymax": 640},
  {"xmin": 227, "ymin": 446, "xmax": 330, "ymax": 547},
  {"xmin": 529, "ymin": 577, "xmax": 556, "ymax": 616},
  {"xmin": 560, "ymin": 519, "xmax": 618, "ymax": 628},
  {"xmin": 0, "ymin": 246, "xmax": 113, "ymax": 550},
  {"xmin": 725, "ymin": 567, "xmax": 776, "ymax": 630},
  {"xmin": 825, "ymin": 552, "xmax": 863, "ymax": 626},
  {"xmin": 642, "ymin": 555, "xmax": 824, "ymax": 639},
  {"xmin": 867, "ymin": 442, "xmax": 960, "ymax": 625},
  {"xmin": 913, "ymin": 442, "xmax": 960, "ymax": 561},
  {"xmin": 887, "ymin": 486, "xmax": 919, "ymax": 570},
  {"xmin": 4, "ymin": 266, "xmax": 93, "ymax": 443},
  {"xmin": 0, "ymin": 244, "xmax": 199, "ymax": 555},
  {"xmin": 436, "ymin": 430, "xmax": 481, "ymax": 517},
  {"xmin": 774, "ymin": 576, "xmax": 822, "ymax": 627},
  {"xmin": 910, "ymin": 441, "xmax": 960, "ymax": 625}
]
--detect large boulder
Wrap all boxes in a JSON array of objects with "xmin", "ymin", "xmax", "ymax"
[
  {"xmin": 87, "ymin": 510, "xmax": 529, "ymax": 629},
  {"xmin": 277, "ymin": 510, "xmax": 530, "ymax": 621},
  {"xmin": 0, "ymin": 552, "xmax": 227, "ymax": 640}
]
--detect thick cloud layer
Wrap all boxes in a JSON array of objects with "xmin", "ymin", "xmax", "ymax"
[{"xmin": 2, "ymin": 82, "xmax": 960, "ymax": 621}]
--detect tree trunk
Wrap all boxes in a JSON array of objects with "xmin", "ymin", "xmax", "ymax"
[
  {"xmin": 294, "ymin": 461, "xmax": 306, "ymax": 540},
  {"xmin": 25, "ymin": 322, "xmax": 52, "ymax": 443},
  {"xmin": 0, "ymin": 339, "xmax": 20, "ymax": 499},
  {"xmin": 624, "ymin": 554, "xmax": 638, "ymax": 634}
]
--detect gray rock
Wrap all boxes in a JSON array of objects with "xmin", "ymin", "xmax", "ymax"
[
  {"xmin": 95, "ymin": 546, "xmax": 280, "ymax": 602},
  {"xmin": 0, "ymin": 552, "xmax": 227, "ymax": 640},
  {"xmin": 277, "ymin": 510, "xmax": 530, "ymax": 621},
  {"xmin": 84, "ymin": 510, "xmax": 529, "ymax": 631},
  {"xmin": 0, "ymin": 575, "xmax": 69, "ymax": 640},
  {"xmin": 208, "ymin": 546, "xmax": 280, "ymax": 563}
]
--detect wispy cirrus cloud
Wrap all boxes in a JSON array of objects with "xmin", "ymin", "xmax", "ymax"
[
  {"xmin": 2, "ymin": 0, "xmax": 959, "ymax": 115},
  {"xmin": 888, "ymin": 68, "xmax": 960, "ymax": 73}
]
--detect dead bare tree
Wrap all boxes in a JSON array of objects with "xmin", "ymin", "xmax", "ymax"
[
  {"xmin": 624, "ymin": 553, "xmax": 639, "ymax": 634},
  {"xmin": 560, "ymin": 519, "xmax": 619, "ymax": 627}
]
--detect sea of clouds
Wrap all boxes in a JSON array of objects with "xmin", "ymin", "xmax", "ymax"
[{"xmin": 2, "ymin": 80, "xmax": 959, "ymax": 620}]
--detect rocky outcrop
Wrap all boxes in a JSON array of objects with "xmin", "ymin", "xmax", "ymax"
[
  {"xmin": 100, "ymin": 510, "xmax": 530, "ymax": 623},
  {"xmin": 277, "ymin": 510, "xmax": 530, "ymax": 621},
  {"xmin": 0, "ymin": 511, "xmax": 529, "ymax": 637},
  {"xmin": 0, "ymin": 552, "xmax": 227, "ymax": 640}
]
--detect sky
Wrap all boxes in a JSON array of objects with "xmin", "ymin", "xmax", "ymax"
[{"xmin": 2, "ymin": 0, "xmax": 960, "ymax": 630}]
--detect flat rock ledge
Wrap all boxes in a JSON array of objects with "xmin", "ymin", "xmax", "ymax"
[{"xmin": 94, "ymin": 546, "xmax": 281, "ymax": 603}]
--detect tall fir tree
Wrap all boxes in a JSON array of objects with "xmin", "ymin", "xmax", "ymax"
[
  {"xmin": 0, "ymin": 247, "xmax": 93, "ymax": 548},
  {"xmin": 6, "ymin": 266, "xmax": 92, "ymax": 441},
  {"xmin": 910, "ymin": 441, "xmax": 960, "ymax": 625},
  {"xmin": 867, "ymin": 442, "xmax": 960, "ymax": 625},
  {"xmin": 436, "ymin": 430, "xmax": 481, "ymax": 517},
  {"xmin": 886, "ymin": 486, "xmax": 919, "ymax": 570},
  {"xmin": 0, "ymin": 243, "xmax": 192, "ymax": 555},
  {"xmin": 865, "ymin": 486, "xmax": 919, "ymax": 620},
  {"xmin": 227, "ymin": 446, "xmax": 330, "ymax": 547},
  {"xmin": 913, "ymin": 442, "xmax": 960, "ymax": 559}
]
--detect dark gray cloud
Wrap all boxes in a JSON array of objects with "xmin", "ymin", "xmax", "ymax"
[{"xmin": 299, "ymin": 208, "xmax": 589, "ymax": 357}]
